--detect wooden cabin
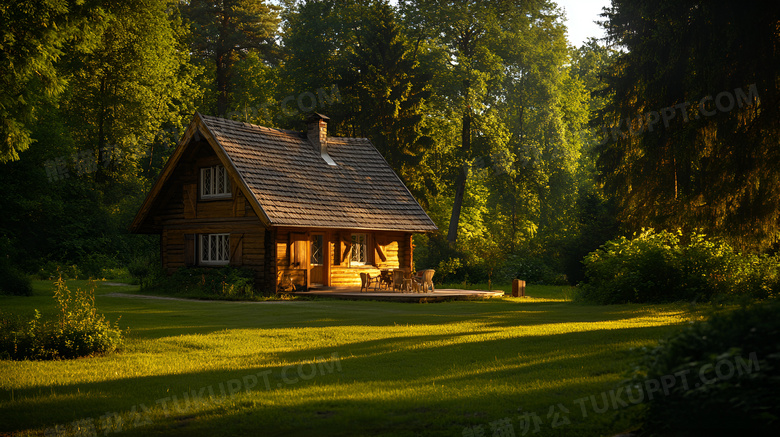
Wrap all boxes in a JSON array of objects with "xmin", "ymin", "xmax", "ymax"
[{"xmin": 130, "ymin": 113, "xmax": 437, "ymax": 292}]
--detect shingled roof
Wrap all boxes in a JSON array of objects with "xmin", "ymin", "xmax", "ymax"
[{"xmin": 132, "ymin": 113, "xmax": 437, "ymax": 233}]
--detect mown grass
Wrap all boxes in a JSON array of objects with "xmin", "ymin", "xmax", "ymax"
[{"xmin": 0, "ymin": 280, "xmax": 700, "ymax": 436}]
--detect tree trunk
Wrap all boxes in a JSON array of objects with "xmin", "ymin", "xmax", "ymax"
[
  {"xmin": 95, "ymin": 75, "xmax": 107, "ymax": 183},
  {"xmin": 447, "ymin": 108, "xmax": 471, "ymax": 244}
]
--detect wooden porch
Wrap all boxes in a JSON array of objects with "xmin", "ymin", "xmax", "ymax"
[{"xmin": 290, "ymin": 287, "xmax": 504, "ymax": 303}]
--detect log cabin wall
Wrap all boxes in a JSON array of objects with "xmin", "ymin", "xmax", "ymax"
[
  {"xmin": 133, "ymin": 115, "xmax": 438, "ymax": 293},
  {"xmin": 271, "ymin": 228, "xmax": 414, "ymax": 289},
  {"xmin": 327, "ymin": 230, "xmax": 412, "ymax": 287},
  {"xmin": 154, "ymin": 139, "xmax": 268, "ymax": 288}
]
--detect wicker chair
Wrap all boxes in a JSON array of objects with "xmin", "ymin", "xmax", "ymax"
[
  {"xmin": 392, "ymin": 270, "xmax": 406, "ymax": 292},
  {"xmin": 360, "ymin": 272, "xmax": 380, "ymax": 292},
  {"xmin": 413, "ymin": 269, "xmax": 435, "ymax": 293}
]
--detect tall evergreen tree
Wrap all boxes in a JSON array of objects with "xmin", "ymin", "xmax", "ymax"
[
  {"xmin": 597, "ymin": 0, "xmax": 780, "ymax": 249},
  {"xmin": 184, "ymin": 0, "xmax": 280, "ymax": 116}
]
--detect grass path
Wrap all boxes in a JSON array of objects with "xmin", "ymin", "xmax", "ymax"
[{"xmin": 1, "ymin": 281, "xmax": 698, "ymax": 436}]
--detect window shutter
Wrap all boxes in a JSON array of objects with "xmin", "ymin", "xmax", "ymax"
[
  {"xmin": 290, "ymin": 232, "xmax": 307, "ymax": 267},
  {"xmin": 334, "ymin": 237, "xmax": 342, "ymax": 265},
  {"xmin": 366, "ymin": 233, "xmax": 374, "ymax": 265},
  {"xmin": 340, "ymin": 234, "xmax": 352, "ymax": 266},
  {"xmin": 184, "ymin": 234, "xmax": 195, "ymax": 266},
  {"xmin": 230, "ymin": 233, "xmax": 243, "ymax": 265},
  {"xmin": 183, "ymin": 184, "xmax": 196, "ymax": 219}
]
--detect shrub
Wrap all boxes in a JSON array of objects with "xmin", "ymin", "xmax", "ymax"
[
  {"xmin": 37, "ymin": 261, "xmax": 80, "ymax": 280},
  {"xmin": 0, "ymin": 259, "xmax": 33, "ymax": 296},
  {"xmin": 436, "ymin": 258, "xmax": 463, "ymax": 284},
  {"xmin": 502, "ymin": 254, "xmax": 568, "ymax": 285},
  {"xmin": 578, "ymin": 229, "xmax": 780, "ymax": 304},
  {"xmin": 0, "ymin": 278, "xmax": 123, "ymax": 360},
  {"xmin": 145, "ymin": 266, "xmax": 257, "ymax": 299},
  {"xmin": 626, "ymin": 301, "xmax": 780, "ymax": 435},
  {"xmin": 79, "ymin": 253, "xmax": 119, "ymax": 278},
  {"xmin": 128, "ymin": 253, "xmax": 163, "ymax": 287}
]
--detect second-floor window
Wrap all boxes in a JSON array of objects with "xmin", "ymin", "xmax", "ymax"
[{"xmin": 201, "ymin": 165, "xmax": 231, "ymax": 198}]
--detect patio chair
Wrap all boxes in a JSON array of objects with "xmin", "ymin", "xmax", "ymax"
[
  {"xmin": 392, "ymin": 269, "xmax": 406, "ymax": 292},
  {"xmin": 413, "ymin": 269, "xmax": 435, "ymax": 293},
  {"xmin": 379, "ymin": 270, "xmax": 393, "ymax": 290},
  {"xmin": 360, "ymin": 272, "xmax": 380, "ymax": 292}
]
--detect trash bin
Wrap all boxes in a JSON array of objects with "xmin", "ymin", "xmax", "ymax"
[{"xmin": 512, "ymin": 279, "xmax": 526, "ymax": 297}]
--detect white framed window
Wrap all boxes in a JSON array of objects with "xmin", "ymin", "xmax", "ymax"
[
  {"xmin": 311, "ymin": 235, "xmax": 324, "ymax": 265},
  {"xmin": 200, "ymin": 165, "xmax": 231, "ymax": 198},
  {"xmin": 200, "ymin": 234, "xmax": 230, "ymax": 265},
  {"xmin": 351, "ymin": 233, "xmax": 367, "ymax": 265}
]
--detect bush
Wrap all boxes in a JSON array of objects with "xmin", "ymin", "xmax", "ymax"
[
  {"xmin": 626, "ymin": 301, "xmax": 780, "ymax": 435},
  {"xmin": 578, "ymin": 229, "xmax": 780, "ymax": 304},
  {"xmin": 145, "ymin": 266, "xmax": 257, "ymax": 299},
  {"xmin": 79, "ymin": 253, "xmax": 119, "ymax": 279},
  {"xmin": 0, "ymin": 259, "xmax": 33, "ymax": 296},
  {"xmin": 128, "ymin": 253, "xmax": 163, "ymax": 287},
  {"xmin": 37, "ymin": 261, "xmax": 80, "ymax": 280},
  {"xmin": 501, "ymin": 254, "xmax": 568, "ymax": 285},
  {"xmin": 0, "ymin": 278, "xmax": 123, "ymax": 360}
]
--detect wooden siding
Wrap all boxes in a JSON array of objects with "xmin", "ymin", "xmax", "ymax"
[
  {"xmin": 155, "ymin": 140, "xmax": 268, "ymax": 287},
  {"xmin": 330, "ymin": 266, "xmax": 381, "ymax": 287},
  {"xmin": 138, "ymin": 120, "xmax": 430, "ymax": 294}
]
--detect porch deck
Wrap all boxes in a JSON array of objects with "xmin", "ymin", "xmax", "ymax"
[{"xmin": 290, "ymin": 287, "xmax": 504, "ymax": 303}]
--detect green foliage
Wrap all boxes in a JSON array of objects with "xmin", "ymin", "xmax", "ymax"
[
  {"xmin": 501, "ymin": 254, "xmax": 567, "ymax": 286},
  {"xmin": 579, "ymin": 229, "xmax": 780, "ymax": 304},
  {"xmin": 598, "ymin": 1, "xmax": 780, "ymax": 249},
  {"xmin": 435, "ymin": 257, "xmax": 462, "ymax": 285},
  {"xmin": 144, "ymin": 266, "xmax": 258, "ymax": 299},
  {"xmin": 128, "ymin": 253, "xmax": 162, "ymax": 287},
  {"xmin": 627, "ymin": 301, "xmax": 780, "ymax": 434},
  {"xmin": 0, "ymin": 278, "xmax": 123, "ymax": 360},
  {"xmin": 184, "ymin": 0, "xmax": 280, "ymax": 115},
  {"xmin": 0, "ymin": 0, "xmax": 94, "ymax": 162},
  {"xmin": 0, "ymin": 258, "xmax": 33, "ymax": 296}
]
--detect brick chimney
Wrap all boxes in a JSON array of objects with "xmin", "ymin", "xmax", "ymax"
[{"xmin": 306, "ymin": 113, "xmax": 336, "ymax": 166}]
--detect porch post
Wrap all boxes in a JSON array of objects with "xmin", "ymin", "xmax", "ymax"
[
  {"xmin": 404, "ymin": 233, "xmax": 413, "ymax": 271},
  {"xmin": 324, "ymin": 230, "xmax": 332, "ymax": 287}
]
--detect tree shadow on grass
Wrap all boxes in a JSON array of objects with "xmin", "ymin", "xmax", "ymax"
[
  {"xmin": 1, "ymin": 324, "xmax": 677, "ymax": 435},
  {"xmin": 93, "ymin": 294, "xmax": 692, "ymax": 340}
]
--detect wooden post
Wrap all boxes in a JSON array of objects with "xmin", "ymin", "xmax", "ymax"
[
  {"xmin": 324, "ymin": 230, "xmax": 331, "ymax": 287},
  {"xmin": 512, "ymin": 279, "xmax": 526, "ymax": 297},
  {"xmin": 405, "ymin": 233, "xmax": 414, "ymax": 271}
]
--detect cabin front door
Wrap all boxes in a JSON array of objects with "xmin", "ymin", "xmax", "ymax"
[{"xmin": 309, "ymin": 233, "xmax": 325, "ymax": 285}]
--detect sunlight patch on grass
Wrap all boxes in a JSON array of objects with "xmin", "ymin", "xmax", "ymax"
[{"xmin": 0, "ymin": 280, "xmax": 697, "ymax": 436}]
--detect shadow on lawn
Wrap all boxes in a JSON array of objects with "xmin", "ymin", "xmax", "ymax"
[
  {"xmin": 94, "ymin": 294, "xmax": 691, "ymax": 340},
  {"xmin": 1, "ymin": 324, "xmax": 676, "ymax": 435}
]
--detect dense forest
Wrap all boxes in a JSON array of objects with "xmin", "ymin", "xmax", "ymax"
[{"xmin": 1, "ymin": 0, "xmax": 778, "ymax": 286}]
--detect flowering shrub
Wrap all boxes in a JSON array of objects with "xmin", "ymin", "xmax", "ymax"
[{"xmin": 0, "ymin": 278, "xmax": 123, "ymax": 360}]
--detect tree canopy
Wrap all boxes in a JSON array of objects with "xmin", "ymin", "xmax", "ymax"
[
  {"xmin": 597, "ymin": 0, "xmax": 780, "ymax": 250},
  {"xmin": 2, "ymin": 0, "xmax": 777, "ymax": 284}
]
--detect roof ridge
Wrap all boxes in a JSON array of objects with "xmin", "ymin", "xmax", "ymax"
[
  {"xmin": 199, "ymin": 114, "xmax": 373, "ymax": 141},
  {"xmin": 199, "ymin": 114, "xmax": 303, "ymax": 137}
]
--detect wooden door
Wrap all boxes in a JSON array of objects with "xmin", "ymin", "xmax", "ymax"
[{"xmin": 309, "ymin": 233, "xmax": 324, "ymax": 285}]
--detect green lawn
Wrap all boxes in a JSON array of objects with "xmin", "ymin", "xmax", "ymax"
[{"xmin": 1, "ymin": 280, "xmax": 697, "ymax": 436}]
